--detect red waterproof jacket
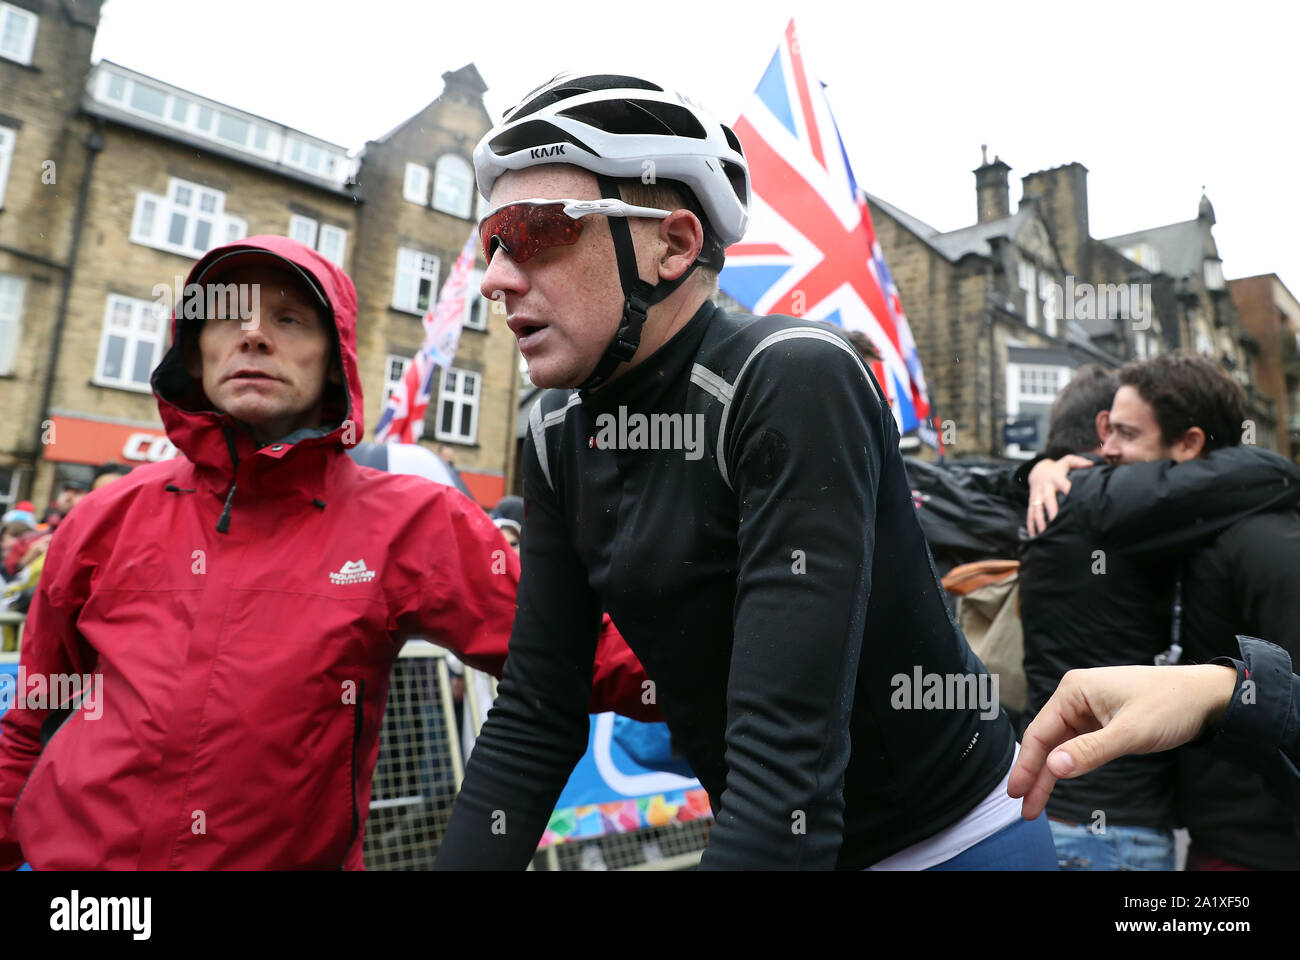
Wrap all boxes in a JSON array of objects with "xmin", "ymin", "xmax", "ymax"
[{"xmin": 0, "ymin": 236, "xmax": 654, "ymax": 870}]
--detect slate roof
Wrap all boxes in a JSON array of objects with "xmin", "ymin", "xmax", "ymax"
[
  {"xmin": 1100, "ymin": 218, "xmax": 1215, "ymax": 283},
  {"xmin": 866, "ymin": 192, "xmax": 1028, "ymax": 262}
]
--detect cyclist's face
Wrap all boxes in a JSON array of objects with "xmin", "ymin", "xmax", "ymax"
[{"xmin": 482, "ymin": 165, "xmax": 653, "ymax": 389}]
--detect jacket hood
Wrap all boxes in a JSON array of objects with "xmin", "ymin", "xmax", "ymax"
[{"xmin": 150, "ymin": 236, "xmax": 364, "ymax": 483}]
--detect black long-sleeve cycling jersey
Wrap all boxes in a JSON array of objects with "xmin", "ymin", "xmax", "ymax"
[{"xmin": 434, "ymin": 301, "xmax": 1015, "ymax": 870}]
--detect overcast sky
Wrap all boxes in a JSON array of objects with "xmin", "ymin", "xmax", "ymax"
[{"xmin": 92, "ymin": 0, "xmax": 1297, "ymax": 293}]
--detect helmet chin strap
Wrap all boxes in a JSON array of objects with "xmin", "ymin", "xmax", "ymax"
[{"xmin": 577, "ymin": 174, "xmax": 702, "ymax": 392}]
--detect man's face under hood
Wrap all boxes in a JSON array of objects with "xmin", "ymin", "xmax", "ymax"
[{"xmin": 184, "ymin": 262, "xmax": 342, "ymax": 444}]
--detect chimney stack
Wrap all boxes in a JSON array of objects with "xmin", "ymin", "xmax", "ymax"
[{"xmin": 974, "ymin": 146, "xmax": 1011, "ymax": 224}]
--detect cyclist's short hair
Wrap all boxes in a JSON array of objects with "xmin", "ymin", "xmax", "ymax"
[
  {"xmin": 616, "ymin": 178, "xmax": 719, "ymax": 293},
  {"xmin": 1117, "ymin": 353, "xmax": 1246, "ymax": 453}
]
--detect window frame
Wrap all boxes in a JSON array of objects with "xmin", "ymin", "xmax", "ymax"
[
  {"xmin": 92, "ymin": 67, "xmax": 329, "ymax": 171},
  {"xmin": 0, "ymin": 272, "xmax": 25, "ymax": 376},
  {"xmin": 404, "ymin": 162, "xmax": 430, "ymax": 205},
  {"xmin": 0, "ymin": 2, "xmax": 38, "ymax": 66},
  {"xmin": 384, "ymin": 353, "xmax": 412, "ymax": 400},
  {"xmin": 92, "ymin": 293, "xmax": 169, "ymax": 394},
  {"xmin": 1004, "ymin": 361, "xmax": 1071, "ymax": 459},
  {"xmin": 1017, "ymin": 260, "xmax": 1037, "ymax": 329},
  {"xmin": 462, "ymin": 268, "xmax": 488, "ymax": 330},
  {"xmin": 1204, "ymin": 259, "xmax": 1225, "ymax": 292},
  {"xmin": 1014, "ymin": 364, "xmax": 1065, "ymax": 400},
  {"xmin": 130, "ymin": 177, "xmax": 240, "ymax": 260},
  {"xmin": 432, "ymin": 154, "xmax": 473, "ymax": 218},
  {"xmin": 223, "ymin": 216, "xmax": 248, "ymax": 246},
  {"xmin": 392, "ymin": 247, "xmax": 441, "ymax": 315},
  {"xmin": 289, "ymin": 214, "xmax": 319, "ymax": 249},
  {"xmin": 1038, "ymin": 271, "xmax": 1058, "ymax": 337},
  {"xmin": 0, "ymin": 465, "xmax": 20, "ymax": 512},
  {"xmin": 318, "ymin": 224, "xmax": 348, "ymax": 267},
  {"xmin": 0, "ymin": 124, "xmax": 14, "ymax": 210},
  {"xmin": 283, "ymin": 136, "xmax": 344, "ymax": 179},
  {"xmin": 434, "ymin": 366, "xmax": 480, "ymax": 444},
  {"xmin": 1120, "ymin": 243, "xmax": 1160, "ymax": 273}
]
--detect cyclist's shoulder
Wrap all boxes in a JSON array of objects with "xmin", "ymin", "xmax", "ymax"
[
  {"xmin": 700, "ymin": 306, "xmax": 868, "ymax": 379},
  {"xmin": 527, "ymin": 387, "xmax": 583, "ymax": 428}
]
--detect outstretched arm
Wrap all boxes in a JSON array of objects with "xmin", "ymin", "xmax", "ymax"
[{"xmin": 1009, "ymin": 637, "xmax": 1300, "ymax": 821}]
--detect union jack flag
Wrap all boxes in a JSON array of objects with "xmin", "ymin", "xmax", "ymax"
[
  {"xmin": 720, "ymin": 19, "xmax": 935, "ymax": 445},
  {"xmin": 375, "ymin": 229, "xmax": 477, "ymax": 444}
]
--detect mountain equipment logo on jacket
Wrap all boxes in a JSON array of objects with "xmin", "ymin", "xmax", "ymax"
[{"xmin": 330, "ymin": 559, "xmax": 376, "ymax": 585}]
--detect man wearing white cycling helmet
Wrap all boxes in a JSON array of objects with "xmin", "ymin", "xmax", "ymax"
[{"xmin": 434, "ymin": 74, "xmax": 1057, "ymax": 870}]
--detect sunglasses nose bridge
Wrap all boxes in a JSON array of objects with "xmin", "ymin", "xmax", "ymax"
[{"xmin": 482, "ymin": 237, "xmax": 529, "ymax": 305}]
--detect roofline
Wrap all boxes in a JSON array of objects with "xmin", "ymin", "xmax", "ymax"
[
  {"xmin": 84, "ymin": 59, "xmax": 361, "ymax": 196},
  {"xmin": 369, "ymin": 66, "xmax": 493, "ymax": 147},
  {"xmin": 927, "ymin": 208, "xmax": 1032, "ymax": 264},
  {"xmin": 1229, "ymin": 273, "xmax": 1300, "ymax": 320},
  {"xmin": 82, "ymin": 101, "xmax": 360, "ymax": 198},
  {"xmin": 1099, "ymin": 217, "xmax": 1201, "ymax": 245},
  {"xmin": 93, "ymin": 59, "xmax": 352, "ymax": 153},
  {"xmin": 865, "ymin": 192, "xmax": 957, "ymax": 263}
]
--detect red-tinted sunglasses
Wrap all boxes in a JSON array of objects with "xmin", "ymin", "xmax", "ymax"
[{"xmin": 477, "ymin": 198, "xmax": 671, "ymax": 264}]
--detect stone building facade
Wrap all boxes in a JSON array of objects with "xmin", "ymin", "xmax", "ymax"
[
  {"xmin": 868, "ymin": 150, "xmax": 1272, "ymax": 459},
  {"xmin": 868, "ymin": 153, "xmax": 1124, "ymax": 460},
  {"xmin": 0, "ymin": 0, "xmax": 517, "ymax": 511},
  {"xmin": 0, "ymin": 0, "xmax": 102, "ymax": 509},
  {"xmin": 1229, "ymin": 274, "xmax": 1300, "ymax": 461}
]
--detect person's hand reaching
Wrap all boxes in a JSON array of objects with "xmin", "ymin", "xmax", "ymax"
[{"xmin": 1008, "ymin": 664, "xmax": 1237, "ymax": 820}]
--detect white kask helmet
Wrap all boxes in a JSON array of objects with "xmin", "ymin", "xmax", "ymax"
[
  {"xmin": 475, "ymin": 74, "xmax": 751, "ymax": 391},
  {"xmin": 474, "ymin": 74, "xmax": 750, "ymax": 252}
]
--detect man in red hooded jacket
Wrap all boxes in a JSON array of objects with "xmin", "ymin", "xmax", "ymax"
[{"xmin": 0, "ymin": 236, "xmax": 654, "ymax": 870}]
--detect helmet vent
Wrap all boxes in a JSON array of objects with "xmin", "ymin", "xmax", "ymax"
[
  {"xmin": 722, "ymin": 124, "xmax": 743, "ymax": 156},
  {"xmin": 556, "ymin": 99, "xmax": 707, "ymax": 140},
  {"xmin": 722, "ymin": 160, "xmax": 749, "ymax": 203},
  {"xmin": 508, "ymin": 75, "xmax": 665, "ymax": 121}
]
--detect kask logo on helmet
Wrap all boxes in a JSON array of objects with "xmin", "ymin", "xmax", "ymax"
[{"xmin": 529, "ymin": 144, "xmax": 566, "ymax": 160}]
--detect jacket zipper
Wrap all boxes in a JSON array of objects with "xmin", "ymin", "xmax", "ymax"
[
  {"xmin": 216, "ymin": 425, "xmax": 241, "ymax": 534},
  {"xmin": 339, "ymin": 678, "xmax": 365, "ymax": 869}
]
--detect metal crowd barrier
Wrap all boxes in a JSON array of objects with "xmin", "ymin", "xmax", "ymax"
[
  {"xmin": 368, "ymin": 641, "xmax": 709, "ymax": 870},
  {"xmin": 0, "ymin": 611, "xmax": 25, "ymax": 655}
]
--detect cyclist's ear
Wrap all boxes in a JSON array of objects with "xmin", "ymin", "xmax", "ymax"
[{"xmin": 656, "ymin": 209, "xmax": 704, "ymax": 282}]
